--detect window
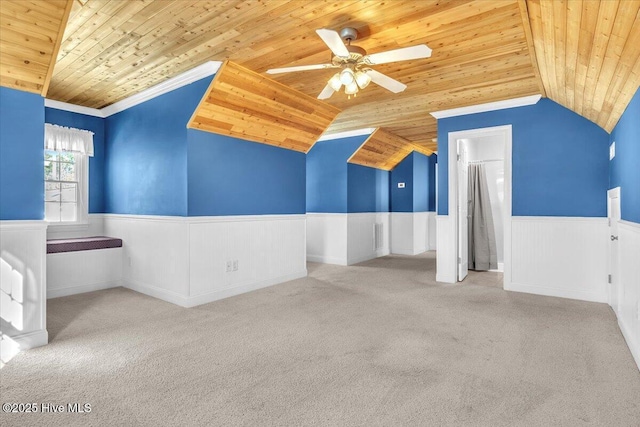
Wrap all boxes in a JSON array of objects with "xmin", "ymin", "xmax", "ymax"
[
  {"xmin": 44, "ymin": 124, "xmax": 94, "ymax": 225},
  {"xmin": 44, "ymin": 150, "xmax": 84, "ymax": 222}
]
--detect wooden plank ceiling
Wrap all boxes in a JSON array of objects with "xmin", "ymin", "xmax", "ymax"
[
  {"xmin": 525, "ymin": 0, "xmax": 640, "ymax": 132},
  {"xmin": 188, "ymin": 61, "xmax": 340, "ymax": 153},
  {"xmin": 5, "ymin": 0, "xmax": 635, "ymax": 157},
  {"xmin": 0, "ymin": 0, "xmax": 72, "ymax": 95},
  {"xmin": 348, "ymin": 128, "xmax": 434, "ymax": 171},
  {"xmin": 44, "ymin": 0, "xmax": 546, "ymax": 153}
]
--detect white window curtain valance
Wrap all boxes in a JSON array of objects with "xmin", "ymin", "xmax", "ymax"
[{"xmin": 45, "ymin": 123, "xmax": 94, "ymax": 157}]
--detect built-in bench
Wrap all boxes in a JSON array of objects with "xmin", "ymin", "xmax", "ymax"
[
  {"xmin": 47, "ymin": 236, "xmax": 123, "ymax": 254},
  {"xmin": 47, "ymin": 236, "xmax": 123, "ymax": 299}
]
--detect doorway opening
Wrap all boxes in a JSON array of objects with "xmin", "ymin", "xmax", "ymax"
[{"xmin": 447, "ymin": 125, "xmax": 512, "ymax": 289}]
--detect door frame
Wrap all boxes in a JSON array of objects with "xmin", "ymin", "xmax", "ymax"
[
  {"xmin": 607, "ymin": 187, "xmax": 621, "ymax": 311},
  {"xmin": 447, "ymin": 125, "xmax": 512, "ymax": 289}
]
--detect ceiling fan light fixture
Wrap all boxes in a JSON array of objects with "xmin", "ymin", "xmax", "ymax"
[
  {"xmin": 328, "ymin": 73, "xmax": 342, "ymax": 91},
  {"xmin": 339, "ymin": 68, "xmax": 355, "ymax": 85},
  {"xmin": 344, "ymin": 81, "xmax": 359, "ymax": 95},
  {"xmin": 355, "ymin": 70, "xmax": 371, "ymax": 89}
]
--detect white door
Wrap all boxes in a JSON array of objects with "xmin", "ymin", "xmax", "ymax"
[
  {"xmin": 608, "ymin": 188, "xmax": 621, "ymax": 313},
  {"xmin": 457, "ymin": 140, "xmax": 468, "ymax": 281}
]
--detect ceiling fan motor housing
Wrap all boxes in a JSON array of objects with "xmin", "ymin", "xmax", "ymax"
[
  {"xmin": 331, "ymin": 27, "xmax": 367, "ymax": 65},
  {"xmin": 339, "ymin": 27, "xmax": 358, "ymax": 42}
]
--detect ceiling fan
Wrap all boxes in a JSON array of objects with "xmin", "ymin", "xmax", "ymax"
[{"xmin": 266, "ymin": 27, "xmax": 432, "ymax": 100}]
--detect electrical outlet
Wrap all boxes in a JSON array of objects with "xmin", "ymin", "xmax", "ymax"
[
  {"xmin": 225, "ymin": 261, "xmax": 233, "ymax": 273},
  {"xmin": 233, "ymin": 260, "xmax": 238, "ymax": 271}
]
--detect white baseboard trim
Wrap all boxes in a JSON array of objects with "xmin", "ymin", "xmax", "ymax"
[
  {"xmin": 507, "ymin": 282, "xmax": 607, "ymax": 304},
  {"xmin": 390, "ymin": 248, "xmax": 426, "ymax": 256},
  {"xmin": 619, "ymin": 317, "xmax": 640, "ymax": 372},
  {"xmin": 12, "ymin": 329, "xmax": 48, "ymax": 351},
  {"xmin": 347, "ymin": 249, "xmax": 390, "ymax": 266},
  {"xmin": 47, "ymin": 280, "xmax": 121, "ymax": 299},
  {"xmin": 125, "ymin": 270, "xmax": 307, "ymax": 308},
  {"xmin": 186, "ymin": 270, "xmax": 307, "ymax": 308},
  {"xmin": 307, "ymin": 254, "xmax": 347, "ymax": 265},
  {"xmin": 123, "ymin": 278, "xmax": 190, "ymax": 307}
]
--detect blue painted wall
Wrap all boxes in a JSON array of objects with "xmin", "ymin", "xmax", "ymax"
[
  {"xmin": 0, "ymin": 87, "xmax": 44, "ymax": 220},
  {"xmin": 105, "ymin": 77, "xmax": 211, "ymax": 216},
  {"xmin": 413, "ymin": 152, "xmax": 429, "ymax": 212},
  {"xmin": 347, "ymin": 164, "xmax": 389, "ymax": 213},
  {"xmin": 390, "ymin": 152, "xmax": 435, "ymax": 212},
  {"xmin": 428, "ymin": 154, "xmax": 437, "ymax": 211},
  {"xmin": 609, "ymin": 86, "xmax": 640, "ymax": 224},
  {"xmin": 187, "ymin": 130, "xmax": 306, "ymax": 215},
  {"xmin": 437, "ymin": 98, "xmax": 610, "ymax": 217},
  {"xmin": 306, "ymin": 136, "xmax": 367, "ymax": 213},
  {"xmin": 390, "ymin": 152, "xmax": 415, "ymax": 212},
  {"xmin": 105, "ymin": 75, "xmax": 305, "ymax": 217},
  {"xmin": 45, "ymin": 108, "xmax": 106, "ymax": 213}
]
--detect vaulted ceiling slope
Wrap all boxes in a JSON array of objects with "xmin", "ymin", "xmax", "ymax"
[
  {"xmin": 188, "ymin": 61, "xmax": 340, "ymax": 153},
  {"xmin": 3, "ymin": 0, "xmax": 637, "ymax": 156},
  {"xmin": 0, "ymin": 0, "xmax": 72, "ymax": 95},
  {"xmin": 348, "ymin": 128, "xmax": 434, "ymax": 171},
  {"xmin": 525, "ymin": 0, "xmax": 640, "ymax": 132}
]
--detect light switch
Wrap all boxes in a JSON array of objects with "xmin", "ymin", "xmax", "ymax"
[{"xmin": 398, "ymin": 182, "xmax": 405, "ymax": 188}]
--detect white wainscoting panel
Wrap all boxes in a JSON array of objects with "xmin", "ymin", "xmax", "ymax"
[
  {"xmin": 391, "ymin": 212, "xmax": 436, "ymax": 255},
  {"xmin": 436, "ymin": 215, "xmax": 456, "ymax": 283},
  {"xmin": 509, "ymin": 216, "xmax": 608, "ymax": 303},
  {"xmin": 104, "ymin": 215, "xmax": 191, "ymax": 305},
  {"xmin": 188, "ymin": 215, "xmax": 306, "ymax": 307},
  {"xmin": 306, "ymin": 213, "xmax": 348, "ymax": 265},
  {"xmin": 347, "ymin": 213, "xmax": 390, "ymax": 265},
  {"xmin": 104, "ymin": 214, "xmax": 306, "ymax": 308},
  {"xmin": 391, "ymin": 212, "xmax": 433, "ymax": 255},
  {"xmin": 47, "ymin": 248, "xmax": 122, "ymax": 298},
  {"xmin": 414, "ymin": 212, "xmax": 429, "ymax": 254},
  {"xmin": 617, "ymin": 221, "xmax": 640, "ymax": 371},
  {"xmin": 391, "ymin": 213, "xmax": 414, "ymax": 255},
  {"xmin": 0, "ymin": 221, "xmax": 48, "ymax": 359},
  {"xmin": 428, "ymin": 212, "xmax": 437, "ymax": 250},
  {"xmin": 46, "ymin": 214, "xmax": 105, "ymax": 240}
]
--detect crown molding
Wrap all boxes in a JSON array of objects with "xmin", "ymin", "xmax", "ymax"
[
  {"xmin": 45, "ymin": 61, "xmax": 222, "ymax": 118},
  {"xmin": 430, "ymin": 94, "xmax": 542, "ymax": 119},
  {"xmin": 44, "ymin": 99, "xmax": 104, "ymax": 118},
  {"xmin": 317, "ymin": 127, "xmax": 376, "ymax": 141}
]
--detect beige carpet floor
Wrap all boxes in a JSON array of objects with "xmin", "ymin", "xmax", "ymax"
[{"xmin": 1, "ymin": 252, "xmax": 639, "ymax": 426}]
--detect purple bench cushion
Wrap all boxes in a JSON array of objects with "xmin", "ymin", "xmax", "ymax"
[{"xmin": 47, "ymin": 236, "xmax": 123, "ymax": 254}]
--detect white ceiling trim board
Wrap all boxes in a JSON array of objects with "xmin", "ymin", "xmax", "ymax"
[
  {"xmin": 45, "ymin": 61, "xmax": 222, "ymax": 118},
  {"xmin": 317, "ymin": 128, "xmax": 376, "ymax": 141},
  {"xmin": 430, "ymin": 95, "xmax": 542, "ymax": 119},
  {"xmin": 44, "ymin": 99, "xmax": 104, "ymax": 118}
]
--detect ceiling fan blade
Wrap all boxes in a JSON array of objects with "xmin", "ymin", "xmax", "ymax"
[
  {"xmin": 316, "ymin": 29, "xmax": 350, "ymax": 58},
  {"xmin": 366, "ymin": 69, "xmax": 407, "ymax": 93},
  {"xmin": 266, "ymin": 63, "xmax": 337, "ymax": 74},
  {"xmin": 364, "ymin": 44, "xmax": 432, "ymax": 65},
  {"xmin": 317, "ymin": 83, "xmax": 335, "ymax": 100}
]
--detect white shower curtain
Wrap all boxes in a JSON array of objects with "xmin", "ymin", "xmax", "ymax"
[{"xmin": 468, "ymin": 163, "xmax": 497, "ymax": 271}]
